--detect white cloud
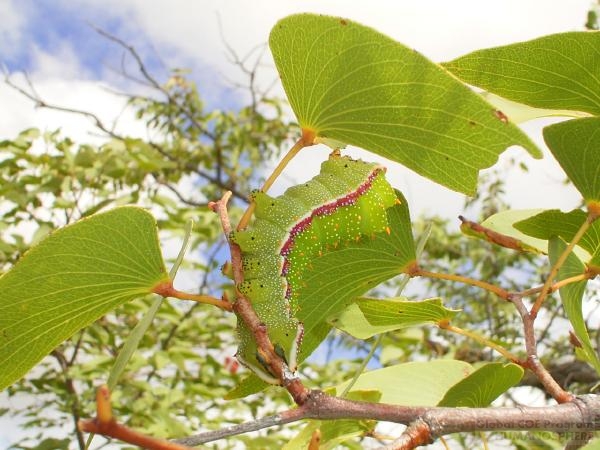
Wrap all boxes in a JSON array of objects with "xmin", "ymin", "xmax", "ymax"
[
  {"xmin": 66, "ymin": 0, "xmax": 591, "ymax": 70},
  {"xmin": 0, "ymin": 0, "xmax": 29, "ymax": 58},
  {"xmin": 27, "ymin": 41, "xmax": 93, "ymax": 80},
  {"xmin": 0, "ymin": 74, "xmax": 147, "ymax": 143}
]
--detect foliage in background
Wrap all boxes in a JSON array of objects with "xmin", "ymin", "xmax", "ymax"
[{"xmin": 0, "ymin": 44, "xmax": 300, "ymax": 449}]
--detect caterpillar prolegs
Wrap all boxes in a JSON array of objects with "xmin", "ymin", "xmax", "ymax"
[{"xmin": 230, "ymin": 154, "xmax": 399, "ymax": 383}]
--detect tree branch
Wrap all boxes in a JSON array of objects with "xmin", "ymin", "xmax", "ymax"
[
  {"xmin": 532, "ymin": 214, "xmax": 595, "ymax": 316},
  {"xmin": 89, "ymin": 25, "xmax": 217, "ymax": 141},
  {"xmin": 172, "ymin": 390, "xmax": 600, "ymax": 447},
  {"xmin": 508, "ymin": 293, "xmax": 574, "ymax": 403}
]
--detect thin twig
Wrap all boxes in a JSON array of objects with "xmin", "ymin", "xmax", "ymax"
[
  {"xmin": 52, "ymin": 350, "xmax": 86, "ymax": 450},
  {"xmin": 158, "ymin": 182, "xmax": 208, "ymax": 208},
  {"xmin": 532, "ymin": 215, "xmax": 594, "ymax": 316},
  {"xmin": 89, "ymin": 25, "xmax": 219, "ymax": 141},
  {"xmin": 412, "ymin": 268, "xmax": 510, "ymax": 300},
  {"xmin": 438, "ymin": 322, "xmax": 520, "ymax": 362},
  {"xmin": 171, "ymin": 412, "xmax": 297, "ymax": 446},
  {"xmin": 340, "ymin": 335, "xmax": 383, "ymax": 398}
]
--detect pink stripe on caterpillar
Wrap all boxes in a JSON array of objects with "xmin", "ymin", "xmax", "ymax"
[{"xmin": 280, "ymin": 168, "xmax": 382, "ymax": 299}]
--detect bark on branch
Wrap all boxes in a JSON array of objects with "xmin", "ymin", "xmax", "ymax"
[{"xmin": 173, "ymin": 390, "xmax": 600, "ymax": 447}]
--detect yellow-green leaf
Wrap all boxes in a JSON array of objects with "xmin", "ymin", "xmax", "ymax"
[
  {"xmin": 438, "ymin": 362, "xmax": 523, "ymax": 407},
  {"xmin": 337, "ymin": 360, "xmax": 473, "ymax": 406},
  {"xmin": 444, "ymin": 32, "xmax": 600, "ymax": 115},
  {"xmin": 549, "ymin": 237, "xmax": 600, "ymax": 375},
  {"xmin": 332, "ymin": 297, "xmax": 457, "ymax": 340},
  {"xmin": 543, "ymin": 117, "xmax": 600, "ymax": 205},
  {"xmin": 269, "ymin": 13, "xmax": 540, "ymax": 195},
  {"xmin": 0, "ymin": 207, "xmax": 168, "ymax": 390}
]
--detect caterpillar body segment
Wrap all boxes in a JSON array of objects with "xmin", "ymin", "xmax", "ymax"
[{"xmin": 232, "ymin": 154, "xmax": 399, "ymax": 381}]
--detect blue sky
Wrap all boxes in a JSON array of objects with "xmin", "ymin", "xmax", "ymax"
[{"xmin": 0, "ymin": 1, "xmax": 596, "ymax": 447}]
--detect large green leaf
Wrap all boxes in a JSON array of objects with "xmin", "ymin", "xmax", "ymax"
[
  {"xmin": 437, "ymin": 362, "xmax": 523, "ymax": 407},
  {"xmin": 0, "ymin": 207, "xmax": 168, "ymax": 390},
  {"xmin": 337, "ymin": 360, "xmax": 473, "ymax": 406},
  {"xmin": 543, "ymin": 117, "xmax": 600, "ymax": 205},
  {"xmin": 444, "ymin": 32, "xmax": 600, "ymax": 115},
  {"xmin": 549, "ymin": 237, "xmax": 600, "ymax": 374},
  {"xmin": 227, "ymin": 193, "xmax": 416, "ymax": 398},
  {"xmin": 515, "ymin": 209, "xmax": 600, "ymax": 268},
  {"xmin": 269, "ymin": 13, "xmax": 540, "ymax": 195}
]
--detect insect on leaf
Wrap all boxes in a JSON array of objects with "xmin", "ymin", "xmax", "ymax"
[{"xmin": 227, "ymin": 155, "xmax": 416, "ymax": 397}]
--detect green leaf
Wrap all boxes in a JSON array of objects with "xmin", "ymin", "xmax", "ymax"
[
  {"xmin": 332, "ymin": 297, "xmax": 457, "ymax": 339},
  {"xmin": 548, "ymin": 237, "xmax": 600, "ymax": 375},
  {"xmin": 0, "ymin": 206, "xmax": 168, "ymax": 390},
  {"xmin": 227, "ymin": 192, "xmax": 416, "ymax": 398},
  {"xmin": 444, "ymin": 32, "xmax": 600, "ymax": 115},
  {"xmin": 437, "ymin": 362, "xmax": 523, "ymax": 407},
  {"xmin": 358, "ymin": 297, "xmax": 457, "ymax": 327},
  {"xmin": 515, "ymin": 209, "xmax": 600, "ymax": 268},
  {"xmin": 337, "ymin": 360, "xmax": 473, "ymax": 406},
  {"xmin": 329, "ymin": 302, "xmax": 403, "ymax": 340},
  {"xmin": 543, "ymin": 117, "xmax": 600, "ymax": 205},
  {"xmin": 296, "ymin": 193, "xmax": 416, "ymax": 363},
  {"xmin": 269, "ymin": 13, "xmax": 540, "ymax": 195}
]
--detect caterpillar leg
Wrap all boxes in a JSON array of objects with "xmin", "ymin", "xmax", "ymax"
[
  {"xmin": 288, "ymin": 322, "xmax": 304, "ymax": 373},
  {"xmin": 236, "ymin": 353, "xmax": 280, "ymax": 385},
  {"xmin": 236, "ymin": 322, "xmax": 304, "ymax": 384}
]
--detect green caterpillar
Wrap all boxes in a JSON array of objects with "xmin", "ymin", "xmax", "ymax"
[{"xmin": 230, "ymin": 154, "xmax": 398, "ymax": 383}]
